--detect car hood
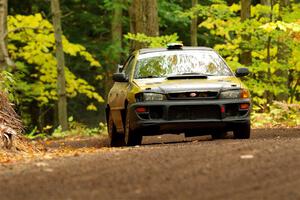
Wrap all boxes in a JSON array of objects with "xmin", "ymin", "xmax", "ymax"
[{"xmin": 132, "ymin": 76, "xmax": 242, "ymax": 93}]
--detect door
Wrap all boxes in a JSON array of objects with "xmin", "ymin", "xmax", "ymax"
[{"xmin": 108, "ymin": 55, "xmax": 136, "ymax": 133}]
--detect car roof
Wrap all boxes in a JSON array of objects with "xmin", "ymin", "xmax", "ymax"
[{"xmin": 139, "ymin": 46, "xmax": 214, "ymax": 54}]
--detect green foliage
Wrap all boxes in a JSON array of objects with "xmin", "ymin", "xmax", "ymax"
[
  {"xmin": 158, "ymin": 0, "xmax": 189, "ymax": 27},
  {"xmin": 261, "ymin": 21, "xmax": 300, "ymax": 33},
  {"xmin": 8, "ymin": 14, "xmax": 103, "ymax": 110},
  {"xmin": 158, "ymin": 0, "xmax": 191, "ymax": 45},
  {"xmin": 7, "ymin": 0, "xmax": 300, "ymax": 133},
  {"xmin": 195, "ymin": 2, "xmax": 300, "ymax": 106},
  {"xmin": 0, "ymin": 71, "xmax": 17, "ymax": 102},
  {"xmin": 25, "ymin": 116, "xmax": 107, "ymax": 139},
  {"xmin": 124, "ymin": 33, "xmax": 180, "ymax": 48},
  {"xmin": 4, "ymin": 13, "xmax": 107, "ymax": 134},
  {"xmin": 252, "ymin": 101, "xmax": 300, "ymax": 128},
  {"xmin": 51, "ymin": 121, "xmax": 107, "ymax": 138},
  {"xmin": 26, "ymin": 126, "xmax": 48, "ymax": 139}
]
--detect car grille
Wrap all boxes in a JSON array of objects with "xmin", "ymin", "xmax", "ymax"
[
  {"xmin": 167, "ymin": 91, "xmax": 218, "ymax": 100},
  {"xmin": 168, "ymin": 105, "xmax": 221, "ymax": 120}
]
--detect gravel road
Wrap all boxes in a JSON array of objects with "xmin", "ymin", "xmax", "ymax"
[{"xmin": 0, "ymin": 129, "xmax": 300, "ymax": 200}]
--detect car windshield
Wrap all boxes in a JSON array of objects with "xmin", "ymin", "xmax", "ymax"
[{"xmin": 134, "ymin": 50, "xmax": 233, "ymax": 79}]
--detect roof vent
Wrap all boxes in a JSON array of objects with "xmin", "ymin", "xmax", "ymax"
[{"xmin": 167, "ymin": 43, "xmax": 183, "ymax": 50}]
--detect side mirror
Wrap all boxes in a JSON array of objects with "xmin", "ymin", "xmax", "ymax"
[
  {"xmin": 113, "ymin": 73, "xmax": 128, "ymax": 82},
  {"xmin": 235, "ymin": 67, "xmax": 249, "ymax": 77},
  {"xmin": 117, "ymin": 64, "xmax": 123, "ymax": 72}
]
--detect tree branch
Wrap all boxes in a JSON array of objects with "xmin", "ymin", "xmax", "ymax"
[
  {"xmin": 2, "ymin": 26, "xmax": 42, "ymax": 40},
  {"xmin": 61, "ymin": 11, "xmax": 73, "ymax": 18}
]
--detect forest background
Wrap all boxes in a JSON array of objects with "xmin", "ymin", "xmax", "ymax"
[{"xmin": 1, "ymin": 0, "xmax": 299, "ymax": 138}]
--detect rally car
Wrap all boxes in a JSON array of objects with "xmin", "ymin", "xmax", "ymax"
[{"xmin": 106, "ymin": 44, "xmax": 251, "ymax": 146}]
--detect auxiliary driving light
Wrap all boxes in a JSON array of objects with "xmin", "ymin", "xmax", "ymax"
[
  {"xmin": 135, "ymin": 107, "xmax": 147, "ymax": 113},
  {"xmin": 240, "ymin": 103, "xmax": 250, "ymax": 110}
]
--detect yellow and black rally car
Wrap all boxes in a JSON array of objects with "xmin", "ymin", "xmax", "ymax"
[{"xmin": 106, "ymin": 44, "xmax": 251, "ymax": 146}]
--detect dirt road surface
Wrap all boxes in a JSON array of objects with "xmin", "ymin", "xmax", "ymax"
[{"xmin": 0, "ymin": 129, "xmax": 300, "ymax": 200}]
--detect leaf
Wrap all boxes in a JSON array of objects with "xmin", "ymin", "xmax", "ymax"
[
  {"xmin": 7, "ymin": 14, "xmax": 103, "ymax": 110},
  {"xmin": 87, "ymin": 104, "xmax": 97, "ymax": 111}
]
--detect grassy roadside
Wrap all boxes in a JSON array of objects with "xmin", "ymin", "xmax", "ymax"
[{"xmin": 251, "ymin": 102, "xmax": 300, "ymax": 129}]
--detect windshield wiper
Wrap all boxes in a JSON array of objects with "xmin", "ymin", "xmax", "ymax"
[
  {"xmin": 138, "ymin": 75, "xmax": 161, "ymax": 79},
  {"xmin": 166, "ymin": 73, "xmax": 211, "ymax": 80},
  {"xmin": 180, "ymin": 73, "xmax": 213, "ymax": 76}
]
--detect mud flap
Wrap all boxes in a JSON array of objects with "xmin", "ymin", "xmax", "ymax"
[{"xmin": 111, "ymin": 108, "xmax": 124, "ymax": 133}]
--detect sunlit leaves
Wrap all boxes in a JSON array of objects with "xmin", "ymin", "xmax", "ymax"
[
  {"xmin": 260, "ymin": 21, "xmax": 300, "ymax": 33},
  {"xmin": 194, "ymin": 1, "xmax": 300, "ymax": 106},
  {"xmin": 251, "ymin": 101, "xmax": 300, "ymax": 128},
  {"xmin": 7, "ymin": 14, "xmax": 103, "ymax": 108},
  {"xmin": 124, "ymin": 33, "xmax": 180, "ymax": 48}
]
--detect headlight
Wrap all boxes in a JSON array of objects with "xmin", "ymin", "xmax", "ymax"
[
  {"xmin": 136, "ymin": 93, "xmax": 166, "ymax": 101},
  {"xmin": 220, "ymin": 89, "xmax": 250, "ymax": 99},
  {"xmin": 143, "ymin": 93, "xmax": 166, "ymax": 101}
]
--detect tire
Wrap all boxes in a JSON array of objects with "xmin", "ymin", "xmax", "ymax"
[
  {"xmin": 124, "ymin": 109, "xmax": 142, "ymax": 146},
  {"xmin": 211, "ymin": 131, "xmax": 227, "ymax": 140},
  {"xmin": 184, "ymin": 131, "xmax": 195, "ymax": 137},
  {"xmin": 108, "ymin": 112, "xmax": 125, "ymax": 147},
  {"xmin": 233, "ymin": 122, "xmax": 251, "ymax": 139}
]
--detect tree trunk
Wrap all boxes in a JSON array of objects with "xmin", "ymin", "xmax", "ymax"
[
  {"xmin": 261, "ymin": 0, "xmax": 274, "ymax": 106},
  {"xmin": 240, "ymin": 0, "xmax": 252, "ymax": 66},
  {"xmin": 129, "ymin": 0, "xmax": 159, "ymax": 50},
  {"xmin": 190, "ymin": 0, "xmax": 198, "ymax": 46},
  {"xmin": 112, "ymin": 0, "xmax": 123, "ymax": 64},
  {"xmin": 51, "ymin": 0, "xmax": 68, "ymax": 131},
  {"xmin": 277, "ymin": 0, "xmax": 291, "ymax": 63},
  {"xmin": 0, "ymin": 0, "xmax": 7, "ymax": 70},
  {"xmin": 261, "ymin": 0, "xmax": 271, "ymax": 6},
  {"xmin": 276, "ymin": 0, "xmax": 291, "ymax": 101},
  {"xmin": 279, "ymin": 0, "xmax": 290, "ymax": 9},
  {"xmin": 103, "ymin": 0, "xmax": 124, "ymax": 98}
]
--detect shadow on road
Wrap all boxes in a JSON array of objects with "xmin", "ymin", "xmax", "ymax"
[{"xmin": 142, "ymin": 134, "xmax": 213, "ymax": 146}]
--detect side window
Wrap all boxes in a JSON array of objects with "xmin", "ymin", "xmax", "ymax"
[
  {"xmin": 122, "ymin": 56, "xmax": 135, "ymax": 77},
  {"xmin": 121, "ymin": 56, "xmax": 132, "ymax": 72}
]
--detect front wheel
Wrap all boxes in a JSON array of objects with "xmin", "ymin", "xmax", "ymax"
[
  {"xmin": 124, "ymin": 109, "xmax": 142, "ymax": 146},
  {"xmin": 108, "ymin": 112, "xmax": 125, "ymax": 147},
  {"xmin": 233, "ymin": 122, "xmax": 251, "ymax": 139}
]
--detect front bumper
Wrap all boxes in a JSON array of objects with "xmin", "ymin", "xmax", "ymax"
[{"xmin": 128, "ymin": 99, "xmax": 251, "ymax": 135}]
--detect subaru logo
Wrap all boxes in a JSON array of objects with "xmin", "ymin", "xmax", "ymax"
[{"xmin": 189, "ymin": 92, "xmax": 197, "ymax": 97}]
